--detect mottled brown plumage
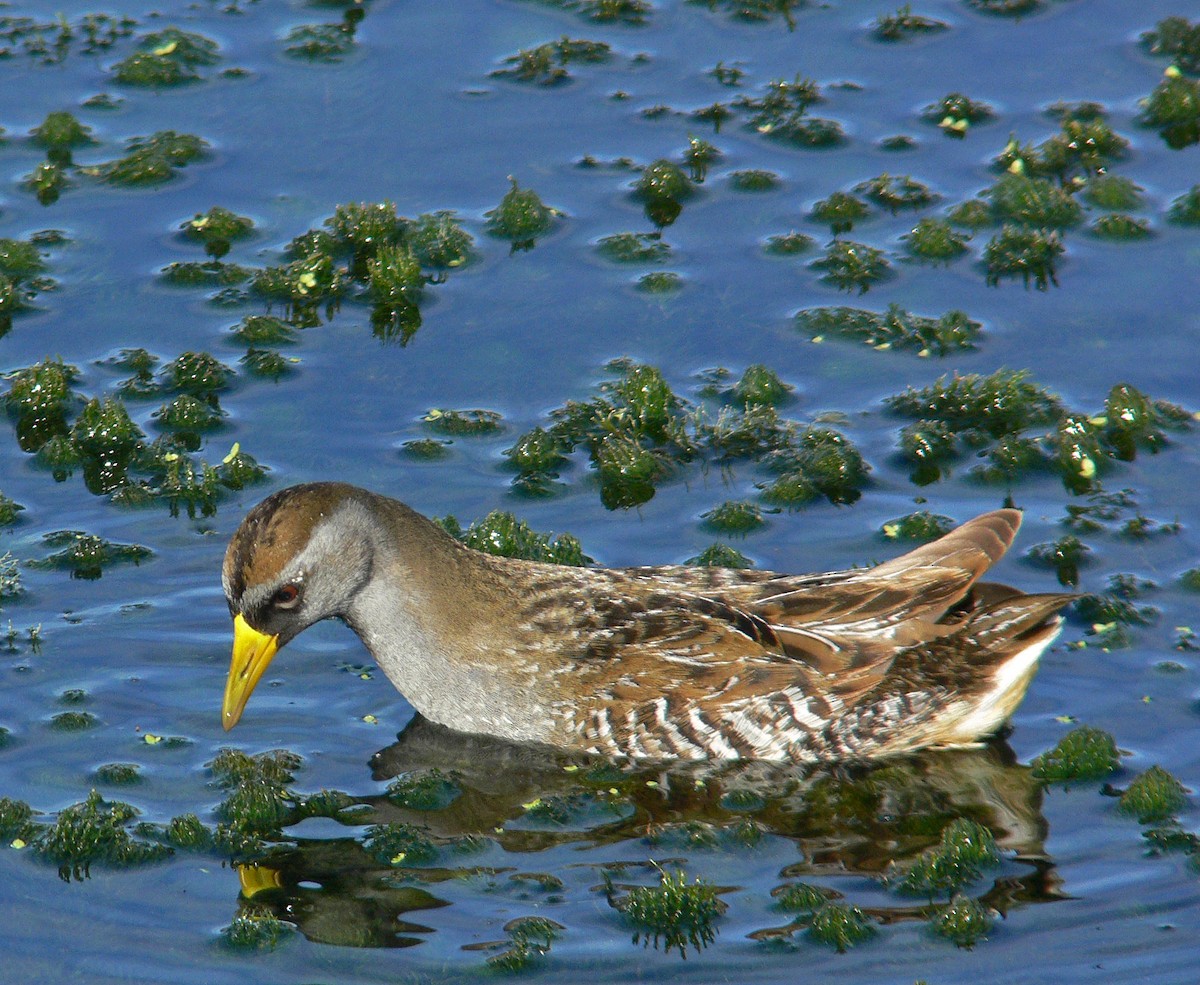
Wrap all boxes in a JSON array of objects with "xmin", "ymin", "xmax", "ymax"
[{"xmin": 221, "ymin": 483, "xmax": 1074, "ymax": 761}]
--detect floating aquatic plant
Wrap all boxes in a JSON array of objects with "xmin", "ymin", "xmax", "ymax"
[
  {"xmin": 728, "ymin": 169, "xmax": 780, "ymax": 191},
  {"xmin": 855, "ymin": 172, "xmax": 937, "ymax": 212},
  {"xmin": 83, "ymin": 131, "xmax": 208, "ymax": 186},
  {"xmin": 34, "ymin": 791, "xmax": 170, "ymax": 880},
  {"xmin": 811, "ymin": 240, "xmax": 890, "ymax": 293},
  {"xmin": 1139, "ymin": 71, "xmax": 1200, "ymax": 149},
  {"xmin": 1030, "ymin": 726, "xmax": 1119, "ymax": 783},
  {"xmin": 893, "ymin": 818, "xmax": 1000, "ymax": 898},
  {"xmin": 113, "ymin": 28, "xmax": 219, "ymax": 86},
  {"xmin": 1142, "ymin": 17, "xmax": 1200, "ymax": 75},
  {"xmin": 220, "ymin": 907, "xmax": 293, "ymax": 950},
  {"xmin": 983, "ymin": 226, "xmax": 1063, "ymax": 289},
  {"xmin": 1118, "ymin": 766, "xmax": 1188, "ymax": 824},
  {"xmin": 873, "ymin": 5, "xmax": 949, "ymax": 41},
  {"xmin": 932, "ymin": 894, "xmax": 994, "ymax": 948},
  {"xmin": 621, "ymin": 868, "xmax": 725, "ymax": 958},
  {"xmin": 763, "ymin": 232, "xmax": 814, "ymax": 255},
  {"xmin": 807, "ymin": 902, "xmax": 875, "ymax": 951},
  {"xmin": 903, "ymin": 217, "xmax": 970, "ymax": 262},
  {"xmin": 437, "ymin": 512, "xmax": 591, "ymax": 565},
  {"xmin": 485, "ymin": 178, "xmax": 559, "ymax": 247},
  {"xmin": 686, "ymin": 543, "xmax": 754, "ymax": 568},
  {"xmin": 181, "ymin": 207, "xmax": 254, "ymax": 259},
  {"xmin": 597, "ymin": 232, "xmax": 671, "ymax": 263},
  {"xmin": 797, "ymin": 303, "xmax": 980, "ymax": 355},
  {"xmin": 924, "ymin": 92, "xmax": 993, "ymax": 136},
  {"xmin": 881, "ymin": 511, "xmax": 954, "ymax": 541},
  {"xmin": 363, "ymin": 822, "xmax": 438, "ymax": 867},
  {"xmin": 492, "ymin": 37, "xmax": 611, "ymax": 85},
  {"xmin": 809, "ymin": 191, "xmax": 870, "ymax": 235}
]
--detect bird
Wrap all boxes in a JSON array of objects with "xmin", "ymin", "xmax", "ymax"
[{"xmin": 220, "ymin": 482, "xmax": 1074, "ymax": 762}]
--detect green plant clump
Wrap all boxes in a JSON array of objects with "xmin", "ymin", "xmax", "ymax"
[
  {"xmin": 86, "ymin": 131, "xmax": 208, "ymax": 186},
  {"xmin": 924, "ymin": 92, "xmax": 994, "ymax": 137},
  {"xmin": 983, "ymin": 226, "xmax": 1064, "ymax": 289},
  {"xmin": 1090, "ymin": 214, "xmax": 1152, "ymax": 240},
  {"xmin": 638, "ymin": 271, "xmax": 683, "ymax": 293},
  {"xmin": 798, "ymin": 303, "xmax": 981, "ymax": 356},
  {"xmin": 93, "ymin": 762, "xmax": 142, "ymax": 786},
  {"xmin": 811, "ymin": 240, "xmax": 890, "ymax": 293},
  {"xmin": 1139, "ymin": 73, "xmax": 1200, "ymax": 149},
  {"xmin": 1030, "ymin": 726, "xmax": 1120, "ymax": 783},
  {"xmin": 410, "ymin": 211, "xmax": 474, "ymax": 268},
  {"xmin": 181, "ymin": 206, "xmax": 254, "ymax": 259},
  {"xmin": 764, "ymin": 232, "xmax": 814, "ymax": 255},
  {"xmin": 807, "ymin": 902, "xmax": 875, "ymax": 952},
  {"xmin": 685, "ymin": 543, "xmax": 754, "ymax": 568},
  {"xmin": 363, "ymin": 822, "xmax": 438, "ymax": 866},
  {"xmin": 881, "ymin": 511, "xmax": 954, "ymax": 541},
  {"xmin": 894, "ymin": 818, "xmax": 1000, "ymax": 897},
  {"xmin": 932, "ymin": 895, "xmax": 994, "ymax": 948},
  {"xmin": 230, "ymin": 315, "xmax": 297, "ymax": 346},
  {"xmin": 164, "ymin": 813, "xmax": 212, "ymax": 850},
  {"xmin": 437, "ymin": 511, "xmax": 591, "ymax": 565},
  {"xmin": 1167, "ymin": 185, "xmax": 1200, "ymax": 225},
  {"xmin": 422, "ymin": 408, "xmax": 502, "ymax": 435},
  {"xmin": 728, "ymin": 169, "xmax": 780, "ymax": 191},
  {"xmin": 701, "ymin": 500, "xmax": 766, "ymax": 535},
  {"xmin": 988, "ymin": 173, "xmax": 1083, "ymax": 229},
  {"xmin": 873, "ymin": 5, "xmax": 949, "ymax": 41},
  {"xmin": 1118, "ymin": 766, "xmax": 1188, "ymax": 823},
  {"xmin": 855, "ymin": 172, "xmax": 937, "ymax": 212},
  {"xmin": 33, "ymin": 790, "xmax": 170, "ymax": 879},
  {"xmin": 485, "ymin": 178, "xmax": 559, "ymax": 245},
  {"xmin": 1084, "ymin": 174, "xmax": 1143, "ymax": 211},
  {"xmin": 30, "ymin": 111, "xmax": 94, "ymax": 152},
  {"xmin": 810, "ymin": 191, "xmax": 870, "ymax": 235},
  {"xmin": 113, "ymin": 28, "xmax": 219, "ymax": 86},
  {"xmin": 28, "ymin": 530, "xmax": 151, "ymax": 580},
  {"xmin": 220, "ymin": 907, "xmax": 293, "ymax": 950},
  {"xmin": 903, "ymin": 217, "xmax": 971, "ymax": 262},
  {"xmin": 622, "ymin": 869, "xmax": 724, "ymax": 958},
  {"xmin": 737, "ymin": 76, "xmax": 845, "ymax": 147},
  {"xmin": 772, "ymin": 881, "xmax": 836, "ymax": 913},
  {"xmin": 492, "ymin": 37, "xmax": 610, "ymax": 84},
  {"xmin": 0, "ymin": 492, "xmax": 24, "ymax": 527},
  {"xmin": 597, "ymin": 232, "xmax": 671, "ymax": 263},
  {"xmin": 1142, "ymin": 17, "xmax": 1200, "ymax": 75},
  {"xmin": 284, "ymin": 18, "xmax": 359, "ymax": 62},
  {"xmin": 731, "ymin": 364, "xmax": 792, "ymax": 406},
  {"xmin": 0, "ymin": 797, "xmax": 38, "ymax": 842},
  {"xmin": 209, "ymin": 748, "xmax": 300, "ymax": 844},
  {"xmin": 386, "ymin": 769, "xmax": 462, "ymax": 811}
]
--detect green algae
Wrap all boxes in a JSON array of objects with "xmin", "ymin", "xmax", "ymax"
[
  {"xmin": 597, "ymin": 232, "xmax": 671, "ymax": 263},
  {"xmin": 731, "ymin": 364, "xmax": 792, "ymax": 406},
  {"xmin": 809, "ymin": 191, "xmax": 870, "ymax": 235},
  {"xmin": 1027, "ymin": 534, "xmax": 1089, "ymax": 587},
  {"xmin": 1118, "ymin": 766, "xmax": 1188, "ymax": 824},
  {"xmin": 84, "ymin": 131, "xmax": 208, "ymax": 186},
  {"xmin": 437, "ymin": 512, "xmax": 591, "ymax": 565},
  {"xmin": 686, "ymin": 543, "xmax": 754, "ymax": 568},
  {"xmin": 30, "ymin": 111, "xmax": 93, "ymax": 152},
  {"xmin": 284, "ymin": 17, "xmax": 360, "ymax": 62},
  {"xmin": 1139, "ymin": 72, "xmax": 1200, "ymax": 149},
  {"xmin": 386, "ymin": 769, "xmax": 462, "ymax": 811},
  {"xmin": 485, "ymin": 915, "xmax": 565, "ymax": 970},
  {"xmin": 1083, "ymin": 175, "xmax": 1144, "ymax": 211},
  {"xmin": 220, "ymin": 907, "xmax": 293, "ymax": 950},
  {"xmin": 700, "ymin": 500, "xmax": 766, "ymax": 535},
  {"xmin": 410, "ymin": 211, "xmax": 474, "ymax": 269},
  {"xmin": 983, "ymin": 226, "xmax": 1064, "ymax": 289},
  {"xmin": 811, "ymin": 240, "xmax": 890, "ymax": 293},
  {"xmin": 894, "ymin": 818, "xmax": 1000, "ymax": 898},
  {"xmin": 873, "ymin": 5, "xmax": 949, "ymax": 41},
  {"xmin": 902, "ymin": 218, "xmax": 970, "ymax": 263},
  {"xmin": 638, "ymin": 271, "xmax": 683, "ymax": 293},
  {"xmin": 932, "ymin": 895, "xmax": 993, "ymax": 948},
  {"xmin": 363, "ymin": 822, "xmax": 438, "ymax": 866},
  {"xmin": 622, "ymin": 869, "xmax": 724, "ymax": 958},
  {"xmin": 763, "ymin": 231, "xmax": 814, "ymax": 255},
  {"xmin": 635, "ymin": 159, "xmax": 694, "ymax": 204},
  {"xmin": 1167, "ymin": 185, "xmax": 1200, "ymax": 224},
  {"xmin": 423, "ymin": 408, "xmax": 502, "ymax": 436},
  {"xmin": 113, "ymin": 28, "xmax": 219, "ymax": 87},
  {"xmin": 728, "ymin": 169, "xmax": 780, "ymax": 191},
  {"xmin": 485, "ymin": 178, "xmax": 559, "ymax": 246},
  {"xmin": 1142, "ymin": 17, "xmax": 1200, "ymax": 75},
  {"xmin": 881, "ymin": 511, "xmax": 954, "ymax": 541},
  {"xmin": 987, "ymin": 174, "xmax": 1083, "ymax": 229},
  {"xmin": 94, "ymin": 763, "xmax": 141, "ymax": 785},
  {"xmin": 1030, "ymin": 726, "xmax": 1120, "ymax": 783},
  {"xmin": 492, "ymin": 37, "xmax": 611, "ymax": 85},
  {"xmin": 947, "ymin": 198, "xmax": 994, "ymax": 228},
  {"xmin": 252, "ymin": 253, "xmax": 344, "ymax": 326},
  {"xmin": 797, "ymin": 304, "xmax": 980, "ymax": 355},
  {"xmin": 807, "ymin": 902, "xmax": 875, "ymax": 951},
  {"xmin": 1090, "ymin": 214, "xmax": 1152, "ymax": 240},
  {"xmin": 160, "ymin": 261, "xmax": 252, "ymax": 288},
  {"xmin": 924, "ymin": 93, "xmax": 994, "ymax": 136},
  {"xmin": 25, "ymin": 161, "xmax": 71, "ymax": 205},
  {"xmin": 736, "ymin": 76, "xmax": 844, "ymax": 148},
  {"xmin": 34, "ymin": 790, "xmax": 170, "ymax": 879},
  {"xmin": 230, "ymin": 315, "xmax": 297, "ymax": 347},
  {"xmin": 49, "ymin": 711, "xmax": 98, "ymax": 731},
  {"xmin": 855, "ymin": 173, "xmax": 937, "ymax": 212},
  {"xmin": 0, "ymin": 798, "xmax": 37, "ymax": 842},
  {"xmin": 772, "ymin": 881, "xmax": 837, "ymax": 913},
  {"xmin": 181, "ymin": 207, "xmax": 254, "ymax": 259},
  {"xmin": 209, "ymin": 749, "xmax": 300, "ymax": 846},
  {"xmin": 28, "ymin": 530, "xmax": 151, "ymax": 580},
  {"xmin": 0, "ymin": 492, "xmax": 23, "ymax": 527}
]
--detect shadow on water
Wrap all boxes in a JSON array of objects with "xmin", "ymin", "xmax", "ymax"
[{"xmin": 235, "ymin": 716, "xmax": 1065, "ymax": 950}]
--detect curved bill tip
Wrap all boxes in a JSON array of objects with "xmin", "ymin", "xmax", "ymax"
[{"xmin": 222, "ymin": 614, "xmax": 279, "ymax": 731}]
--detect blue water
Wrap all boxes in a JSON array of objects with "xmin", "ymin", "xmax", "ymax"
[{"xmin": 2, "ymin": 0, "xmax": 1199, "ymax": 981}]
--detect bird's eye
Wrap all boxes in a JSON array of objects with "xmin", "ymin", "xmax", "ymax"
[{"xmin": 272, "ymin": 584, "xmax": 301, "ymax": 609}]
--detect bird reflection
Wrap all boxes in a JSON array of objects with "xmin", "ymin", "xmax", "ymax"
[{"xmin": 233, "ymin": 715, "xmax": 1063, "ymax": 950}]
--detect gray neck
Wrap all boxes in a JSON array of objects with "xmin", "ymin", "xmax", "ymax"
[{"xmin": 342, "ymin": 498, "xmax": 554, "ymax": 744}]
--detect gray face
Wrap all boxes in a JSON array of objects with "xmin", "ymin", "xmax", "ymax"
[{"xmin": 224, "ymin": 486, "xmax": 377, "ymax": 647}]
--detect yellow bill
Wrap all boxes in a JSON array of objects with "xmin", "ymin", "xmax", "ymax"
[{"xmin": 222, "ymin": 614, "xmax": 279, "ymax": 731}]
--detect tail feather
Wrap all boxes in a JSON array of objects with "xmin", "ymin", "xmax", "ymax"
[{"xmin": 968, "ymin": 593, "xmax": 1076, "ymax": 652}]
